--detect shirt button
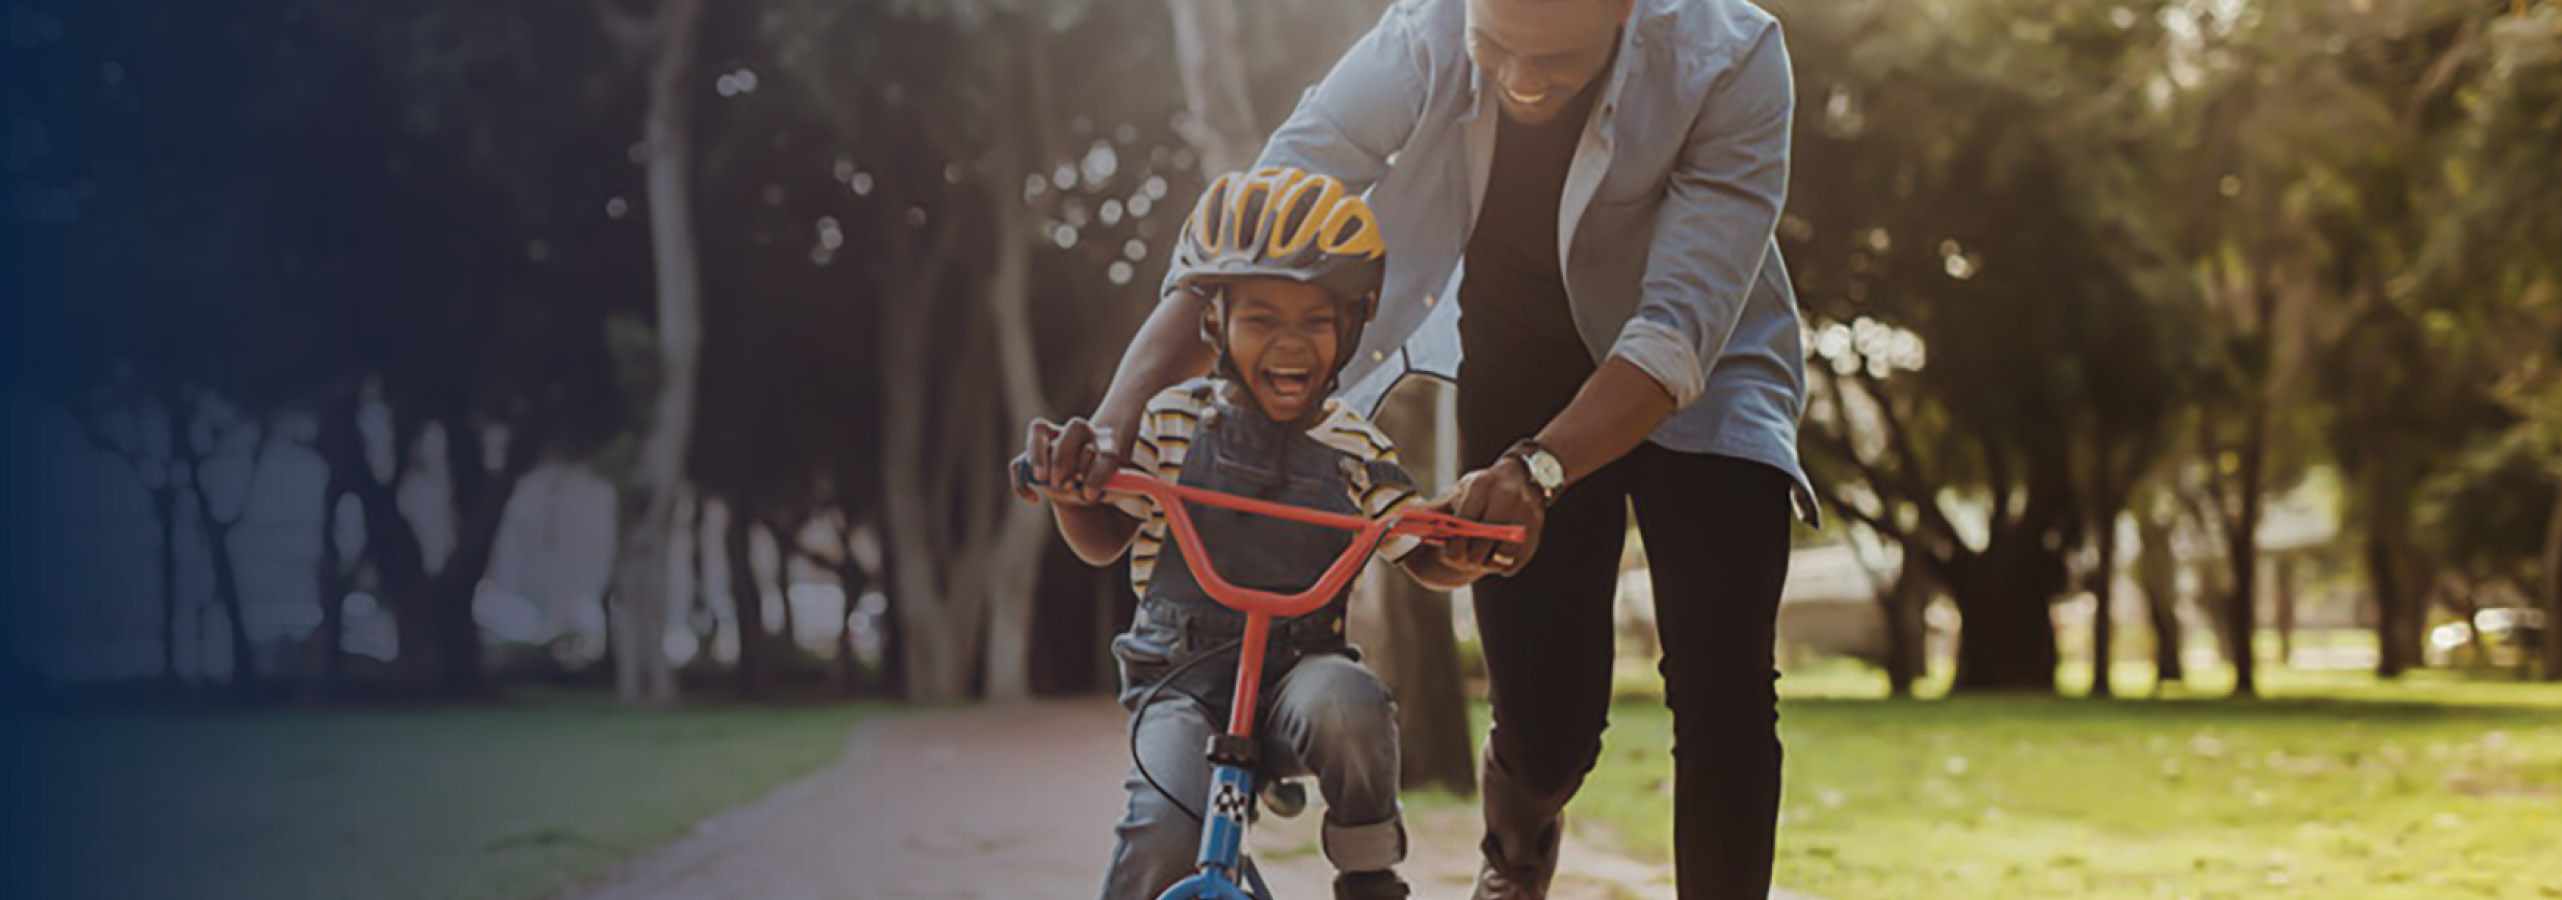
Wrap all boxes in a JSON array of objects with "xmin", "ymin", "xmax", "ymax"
[
  {"xmin": 1371, "ymin": 349, "xmax": 1387, "ymax": 363},
  {"xmin": 1423, "ymin": 294, "xmax": 1438, "ymax": 308}
]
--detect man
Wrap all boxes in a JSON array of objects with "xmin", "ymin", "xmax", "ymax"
[{"xmin": 1026, "ymin": 1, "xmax": 1813, "ymax": 897}]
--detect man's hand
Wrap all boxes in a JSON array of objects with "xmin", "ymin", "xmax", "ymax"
[
  {"xmin": 1431, "ymin": 457, "xmax": 1547, "ymax": 578},
  {"xmin": 1017, "ymin": 417, "xmax": 1125, "ymax": 507}
]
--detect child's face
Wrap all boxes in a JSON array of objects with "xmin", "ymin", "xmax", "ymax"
[{"xmin": 1215, "ymin": 278, "xmax": 1341, "ymax": 421}]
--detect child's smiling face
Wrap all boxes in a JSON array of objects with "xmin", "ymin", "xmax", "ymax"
[{"xmin": 1213, "ymin": 277, "xmax": 1342, "ymax": 422}]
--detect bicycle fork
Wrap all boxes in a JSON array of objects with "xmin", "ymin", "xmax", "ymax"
[{"xmin": 1155, "ymin": 610, "xmax": 1280, "ymax": 900}]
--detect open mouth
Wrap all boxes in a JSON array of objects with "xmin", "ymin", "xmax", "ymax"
[
  {"xmin": 1259, "ymin": 365, "xmax": 1315, "ymax": 406},
  {"xmin": 1502, "ymin": 86, "xmax": 1552, "ymax": 106}
]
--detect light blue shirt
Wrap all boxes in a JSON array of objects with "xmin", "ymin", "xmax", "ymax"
[{"xmin": 1229, "ymin": 0, "xmax": 1815, "ymax": 522}]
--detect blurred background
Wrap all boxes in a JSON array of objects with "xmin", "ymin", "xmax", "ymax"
[{"xmin": 1, "ymin": 1, "xmax": 2557, "ymax": 899}]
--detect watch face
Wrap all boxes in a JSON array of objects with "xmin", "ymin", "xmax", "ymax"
[{"xmin": 1528, "ymin": 451, "xmax": 1564, "ymax": 489}]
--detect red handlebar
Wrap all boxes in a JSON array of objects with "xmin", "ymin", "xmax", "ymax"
[{"xmin": 1017, "ymin": 462, "xmax": 1526, "ymax": 618}]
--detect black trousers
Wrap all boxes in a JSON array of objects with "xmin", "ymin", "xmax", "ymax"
[{"xmin": 1461, "ymin": 407, "xmax": 1794, "ymax": 899}]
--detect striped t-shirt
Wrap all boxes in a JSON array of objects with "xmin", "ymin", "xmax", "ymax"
[{"xmin": 1112, "ymin": 382, "xmax": 1425, "ymax": 598}]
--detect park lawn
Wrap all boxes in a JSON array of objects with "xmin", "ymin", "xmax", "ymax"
[
  {"xmin": 1562, "ymin": 664, "xmax": 2562, "ymax": 900},
  {"xmin": 2, "ymin": 693, "xmax": 879, "ymax": 900}
]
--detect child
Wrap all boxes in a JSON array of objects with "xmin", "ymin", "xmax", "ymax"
[{"xmin": 1023, "ymin": 167, "xmax": 1476, "ymax": 900}]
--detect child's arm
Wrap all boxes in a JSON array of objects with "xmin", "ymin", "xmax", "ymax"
[
  {"xmin": 1341, "ymin": 449, "xmax": 1483, "ymax": 590},
  {"xmin": 1034, "ymin": 387, "xmax": 1194, "ymax": 566},
  {"xmin": 1052, "ymin": 502, "xmax": 1141, "ymax": 566}
]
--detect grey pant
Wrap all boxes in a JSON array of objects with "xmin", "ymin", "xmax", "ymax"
[{"xmin": 1099, "ymin": 654, "xmax": 1407, "ymax": 899}]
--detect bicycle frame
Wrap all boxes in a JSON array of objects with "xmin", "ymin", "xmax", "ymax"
[{"xmin": 1018, "ymin": 463, "xmax": 1523, "ymax": 900}]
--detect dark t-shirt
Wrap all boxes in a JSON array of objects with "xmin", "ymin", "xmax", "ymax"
[{"xmin": 1456, "ymin": 61, "xmax": 1610, "ymax": 465}]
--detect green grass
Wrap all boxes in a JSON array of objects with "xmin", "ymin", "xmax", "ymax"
[
  {"xmin": 4, "ymin": 693, "xmax": 880, "ymax": 900},
  {"xmin": 1563, "ymin": 664, "xmax": 2562, "ymax": 900}
]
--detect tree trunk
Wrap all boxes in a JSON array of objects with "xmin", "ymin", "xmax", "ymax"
[
  {"xmin": 2228, "ymin": 410, "xmax": 2267, "ymax": 697},
  {"xmin": 150, "ymin": 485, "xmax": 180, "ymax": 693},
  {"xmin": 2366, "ymin": 459, "xmax": 2425, "ymax": 679},
  {"xmin": 725, "ymin": 511, "xmax": 770, "ymax": 699},
  {"xmin": 977, "ymin": 136, "xmax": 1056, "ymax": 703},
  {"xmin": 2541, "ymin": 468, "xmax": 2562, "ymax": 682},
  {"xmin": 771, "ymin": 522, "xmax": 801, "ymax": 683},
  {"xmin": 1348, "ymin": 380, "xmax": 1475, "ymax": 795},
  {"xmin": 2135, "ymin": 510, "xmax": 2185, "ymax": 686},
  {"xmin": 605, "ymin": 0, "xmax": 708, "ymax": 708},
  {"xmin": 194, "ymin": 499, "xmax": 260, "ymax": 696},
  {"xmin": 426, "ymin": 574, "xmax": 483, "ymax": 698},
  {"xmin": 877, "ymin": 544, "xmax": 909, "ymax": 700},
  {"xmin": 832, "ymin": 556, "xmax": 865, "ymax": 696},
  {"xmin": 173, "ymin": 403, "xmax": 263, "ymax": 699},
  {"xmin": 311, "ymin": 395, "xmax": 371, "ymax": 698},
  {"xmin": 2090, "ymin": 527, "xmax": 2119, "ymax": 699},
  {"xmin": 689, "ymin": 489, "xmax": 715, "ymax": 648},
  {"xmin": 1877, "ymin": 564, "xmax": 1928, "ymax": 698},
  {"xmin": 870, "ymin": 162, "xmax": 1018, "ymax": 704},
  {"xmin": 1947, "ymin": 544, "xmax": 2063, "ymax": 693},
  {"xmin": 314, "ymin": 486, "xmax": 351, "ymax": 697},
  {"xmin": 2274, "ymin": 555, "xmax": 2297, "ymax": 667},
  {"xmin": 1162, "ymin": 0, "xmax": 1260, "ymax": 174}
]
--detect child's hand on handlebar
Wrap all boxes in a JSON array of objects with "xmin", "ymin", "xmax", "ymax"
[{"xmin": 1018, "ymin": 416, "xmax": 1125, "ymax": 507}]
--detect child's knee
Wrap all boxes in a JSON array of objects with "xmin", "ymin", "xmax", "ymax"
[
  {"xmin": 1112, "ymin": 788, "xmax": 1203, "ymax": 868},
  {"xmin": 1292, "ymin": 657, "xmax": 1399, "ymax": 742}
]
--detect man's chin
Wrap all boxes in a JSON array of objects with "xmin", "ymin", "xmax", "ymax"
[{"xmin": 1500, "ymin": 99, "xmax": 1557, "ymax": 125}]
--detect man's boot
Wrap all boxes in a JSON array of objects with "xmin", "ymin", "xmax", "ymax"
[
  {"xmin": 1334, "ymin": 870, "xmax": 1411, "ymax": 900},
  {"xmin": 1470, "ymin": 744, "xmax": 1575, "ymax": 900}
]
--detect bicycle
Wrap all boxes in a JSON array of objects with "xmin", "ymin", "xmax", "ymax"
[{"xmin": 1014, "ymin": 460, "xmax": 1524, "ymax": 900}]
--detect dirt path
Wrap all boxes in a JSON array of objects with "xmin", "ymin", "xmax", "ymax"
[{"xmin": 570, "ymin": 701, "xmax": 1811, "ymax": 900}]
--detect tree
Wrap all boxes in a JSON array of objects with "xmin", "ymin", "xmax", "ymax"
[
  {"xmin": 1349, "ymin": 380, "xmax": 1476, "ymax": 794},
  {"xmin": 596, "ymin": 0, "xmax": 711, "ymax": 707},
  {"xmin": 2420, "ymin": 2, "xmax": 2562, "ymax": 678},
  {"xmin": 764, "ymin": 0, "xmax": 1189, "ymax": 701},
  {"xmin": 1778, "ymin": 0, "xmax": 2198, "ymax": 693},
  {"xmin": 169, "ymin": 395, "xmax": 277, "ymax": 698},
  {"xmin": 70, "ymin": 396, "xmax": 186, "ymax": 693}
]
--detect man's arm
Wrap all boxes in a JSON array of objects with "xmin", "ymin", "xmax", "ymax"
[
  {"xmin": 1446, "ymin": 22, "xmax": 1796, "ymax": 575},
  {"xmin": 1253, "ymin": 1, "xmax": 1431, "ymax": 187},
  {"xmin": 1064, "ymin": 289, "xmax": 1217, "ymax": 504},
  {"xmin": 1601, "ymin": 20, "xmax": 1795, "ymax": 428}
]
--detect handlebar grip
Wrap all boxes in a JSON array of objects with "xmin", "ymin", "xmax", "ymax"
[{"xmin": 1011, "ymin": 456, "xmax": 1046, "ymax": 491}]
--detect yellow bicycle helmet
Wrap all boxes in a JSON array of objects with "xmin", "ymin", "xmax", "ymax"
[{"xmin": 1168, "ymin": 167, "xmax": 1387, "ymax": 400}]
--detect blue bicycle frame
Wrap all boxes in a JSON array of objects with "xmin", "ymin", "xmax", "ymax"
[{"xmin": 1155, "ymin": 763, "xmax": 1273, "ymax": 900}]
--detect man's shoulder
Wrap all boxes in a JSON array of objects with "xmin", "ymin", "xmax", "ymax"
[
  {"xmin": 1378, "ymin": 0, "xmax": 1778, "ymax": 72},
  {"xmin": 1366, "ymin": 0, "xmax": 1471, "ymax": 77},
  {"xmin": 1637, "ymin": 0, "xmax": 1782, "ymax": 64}
]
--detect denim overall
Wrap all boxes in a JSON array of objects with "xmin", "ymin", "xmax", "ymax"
[
  {"xmin": 1113, "ymin": 391, "xmax": 1384, "ymax": 706},
  {"xmin": 1100, "ymin": 389, "xmax": 1410, "ymax": 899}
]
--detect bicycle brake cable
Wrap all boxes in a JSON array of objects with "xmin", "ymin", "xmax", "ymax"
[{"xmin": 1129, "ymin": 635, "xmax": 1246, "ymax": 825}]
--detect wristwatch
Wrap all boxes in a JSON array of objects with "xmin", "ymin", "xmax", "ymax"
[{"xmin": 1503, "ymin": 440, "xmax": 1566, "ymax": 506}]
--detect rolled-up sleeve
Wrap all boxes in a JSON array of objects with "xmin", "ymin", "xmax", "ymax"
[{"xmin": 1608, "ymin": 22, "xmax": 1793, "ymax": 409}]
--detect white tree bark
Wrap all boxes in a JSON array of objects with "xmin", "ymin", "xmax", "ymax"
[
  {"xmin": 978, "ymin": 154, "xmax": 1058, "ymax": 702},
  {"xmin": 1164, "ymin": 0, "xmax": 1261, "ymax": 174},
  {"xmin": 605, "ymin": 0, "xmax": 708, "ymax": 707}
]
